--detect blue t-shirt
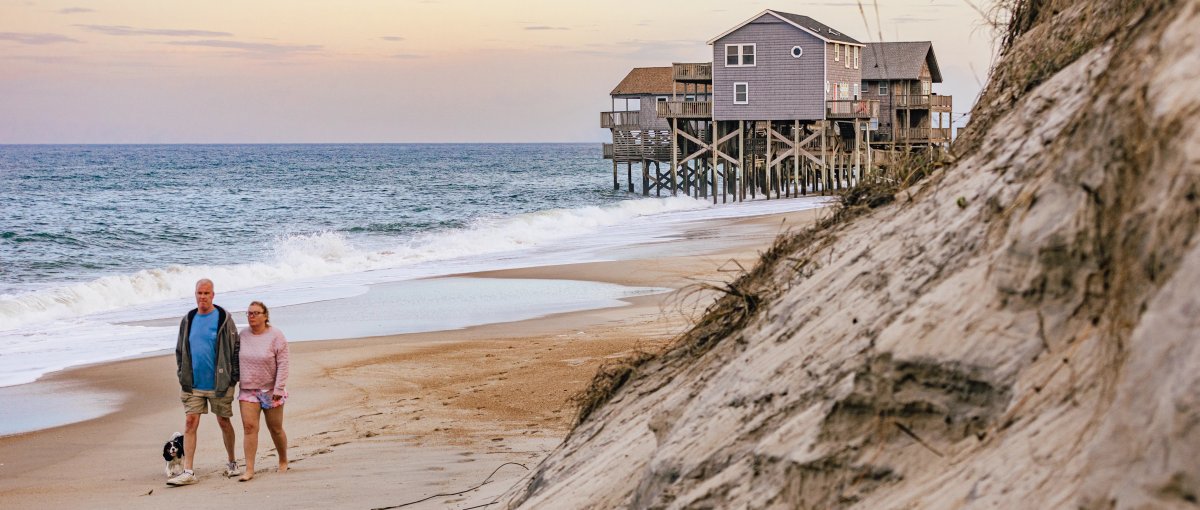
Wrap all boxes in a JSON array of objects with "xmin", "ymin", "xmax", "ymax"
[{"xmin": 189, "ymin": 310, "xmax": 219, "ymax": 391}]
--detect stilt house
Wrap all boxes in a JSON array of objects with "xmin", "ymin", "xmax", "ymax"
[
  {"xmin": 860, "ymin": 42, "xmax": 953, "ymax": 148},
  {"xmin": 602, "ymin": 8, "xmax": 949, "ymax": 201}
]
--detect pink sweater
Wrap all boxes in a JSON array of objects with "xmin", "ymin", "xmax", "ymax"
[{"xmin": 238, "ymin": 326, "xmax": 289, "ymax": 394}]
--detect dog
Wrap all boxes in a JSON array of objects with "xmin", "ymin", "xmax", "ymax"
[{"xmin": 162, "ymin": 432, "xmax": 185, "ymax": 477}]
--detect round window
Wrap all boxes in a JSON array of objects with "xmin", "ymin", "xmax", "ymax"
[{"xmin": 791, "ymin": 46, "xmax": 803, "ymax": 58}]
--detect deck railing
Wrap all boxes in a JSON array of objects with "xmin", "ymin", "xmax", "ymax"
[
  {"xmin": 602, "ymin": 143, "xmax": 614, "ymax": 159},
  {"xmin": 826, "ymin": 99, "xmax": 879, "ymax": 119},
  {"xmin": 672, "ymin": 62, "xmax": 712, "ymax": 82},
  {"xmin": 656, "ymin": 100, "xmax": 712, "ymax": 119},
  {"xmin": 894, "ymin": 94, "xmax": 953, "ymax": 110},
  {"xmin": 895, "ymin": 127, "xmax": 952, "ymax": 142},
  {"xmin": 600, "ymin": 111, "xmax": 641, "ymax": 129}
]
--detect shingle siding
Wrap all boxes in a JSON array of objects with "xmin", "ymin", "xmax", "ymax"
[
  {"xmin": 639, "ymin": 94, "xmax": 670, "ymax": 131},
  {"xmin": 612, "ymin": 94, "xmax": 670, "ymax": 131},
  {"xmin": 826, "ymin": 42, "xmax": 862, "ymax": 100},
  {"xmin": 864, "ymin": 80, "xmax": 896, "ymax": 132},
  {"xmin": 712, "ymin": 14, "xmax": 829, "ymax": 121}
]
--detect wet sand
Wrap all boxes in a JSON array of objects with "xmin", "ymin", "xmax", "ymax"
[{"xmin": 0, "ymin": 207, "xmax": 824, "ymax": 509}]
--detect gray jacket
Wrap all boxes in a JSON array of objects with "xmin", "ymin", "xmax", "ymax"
[{"xmin": 176, "ymin": 305, "xmax": 240, "ymax": 397}]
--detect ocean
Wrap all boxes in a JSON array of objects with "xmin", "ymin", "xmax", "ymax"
[{"xmin": 0, "ymin": 144, "xmax": 829, "ymax": 394}]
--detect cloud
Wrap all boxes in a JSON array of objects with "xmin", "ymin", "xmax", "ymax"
[
  {"xmin": 76, "ymin": 25, "xmax": 232, "ymax": 37},
  {"xmin": 165, "ymin": 39, "xmax": 322, "ymax": 55},
  {"xmin": 380, "ymin": 36, "xmax": 405, "ymax": 41},
  {"xmin": 2, "ymin": 54, "xmax": 82, "ymax": 63},
  {"xmin": 0, "ymin": 32, "xmax": 80, "ymax": 45},
  {"xmin": 524, "ymin": 26, "xmax": 569, "ymax": 31},
  {"xmin": 58, "ymin": 7, "xmax": 94, "ymax": 14},
  {"xmin": 892, "ymin": 15, "xmax": 939, "ymax": 24},
  {"xmin": 390, "ymin": 53, "xmax": 425, "ymax": 59},
  {"xmin": 569, "ymin": 38, "xmax": 705, "ymax": 61}
]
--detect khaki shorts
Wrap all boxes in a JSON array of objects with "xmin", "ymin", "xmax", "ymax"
[{"xmin": 181, "ymin": 389, "xmax": 235, "ymax": 418}]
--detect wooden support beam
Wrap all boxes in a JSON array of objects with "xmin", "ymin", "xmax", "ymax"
[
  {"xmin": 612, "ymin": 159, "xmax": 618, "ymax": 191},
  {"xmin": 643, "ymin": 162, "xmax": 650, "ymax": 196},
  {"xmin": 738, "ymin": 120, "xmax": 745, "ymax": 202},
  {"xmin": 765, "ymin": 121, "xmax": 772, "ymax": 200},
  {"xmin": 793, "ymin": 120, "xmax": 800, "ymax": 198},
  {"xmin": 628, "ymin": 161, "xmax": 635, "ymax": 193},
  {"xmin": 671, "ymin": 118, "xmax": 678, "ymax": 196},
  {"xmin": 821, "ymin": 121, "xmax": 829, "ymax": 194},
  {"xmin": 711, "ymin": 125, "xmax": 719, "ymax": 204}
]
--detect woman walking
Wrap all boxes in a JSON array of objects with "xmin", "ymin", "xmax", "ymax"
[{"xmin": 237, "ymin": 300, "xmax": 289, "ymax": 481}]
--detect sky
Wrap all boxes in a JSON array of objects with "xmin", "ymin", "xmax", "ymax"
[{"xmin": 0, "ymin": 0, "xmax": 1002, "ymax": 143}]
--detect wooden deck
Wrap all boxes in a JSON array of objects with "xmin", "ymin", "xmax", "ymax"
[
  {"xmin": 600, "ymin": 111, "xmax": 640, "ymax": 129},
  {"xmin": 656, "ymin": 100, "xmax": 712, "ymax": 119},
  {"xmin": 672, "ymin": 62, "xmax": 712, "ymax": 83},
  {"xmin": 894, "ymin": 94, "xmax": 952, "ymax": 112},
  {"xmin": 894, "ymin": 127, "xmax": 951, "ymax": 143},
  {"xmin": 826, "ymin": 99, "xmax": 880, "ymax": 119}
]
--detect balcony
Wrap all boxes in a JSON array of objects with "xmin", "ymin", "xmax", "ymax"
[
  {"xmin": 672, "ymin": 62, "xmax": 712, "ymax": 83},
  {"xmin": 895, "ymin": 127, "xmax": 952, "ymax": 143},
  {"xmin": 656, "ymin": 100, "xmax": 712, "ymax": 119},
  {"xmin": 600, "ymin": 111, "xmax": 640, "ymax": 129},
  {"xmin": 826, "ymin": 99, "xmax": 879, "ymax": 119},
  {"xmin": 894, "ymin": 94, "xmax": 953, "ymax": 111},
  {"xmin": 602, "ymin": 143, "xmax": 614, "ymax": 159}
]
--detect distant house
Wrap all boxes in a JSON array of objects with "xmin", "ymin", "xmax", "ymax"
[
  {"xmin": 599, "ymin": 8, "xmax": 951, "ymax": 199},
  {"xmin": 602, "ymin": 67, "xmax": 711, "ymax": 165},
  {"xmin": 605, "ymin": 67, "xmax": 710, "ymax": 133},
  {"xmin": 860, "ymin": 41, "xmax": 953, "ymax": 146},
  {"xmin": 707, "ymin": 9, "xmax": 869, "ymax": 122}
]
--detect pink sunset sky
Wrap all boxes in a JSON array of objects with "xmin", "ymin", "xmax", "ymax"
[{"xmin": 0, "ymin": 0, "xmax": 999, "ymax": 143}]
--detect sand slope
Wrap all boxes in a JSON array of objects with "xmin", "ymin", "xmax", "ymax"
[{"xmin": 505, "ymin": 2, "xmax": 1200, "ymax": 508}]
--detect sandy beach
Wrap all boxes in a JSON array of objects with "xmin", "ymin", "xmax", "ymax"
[{"xmin": 0, "ymin": 207, "xmax": 823, "ymax": 509}]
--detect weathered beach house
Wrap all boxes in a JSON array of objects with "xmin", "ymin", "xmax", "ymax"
[
  {"xmin": 602, "ymin": 67, "xmax": 710, "ymax": 191},
  {"xmin": 601, "ymin": 9, "xmax": 952, "ymax": 200},
  {"xmin": 861, "ymin": 42, "xmax": 953, "ymax": 147}
]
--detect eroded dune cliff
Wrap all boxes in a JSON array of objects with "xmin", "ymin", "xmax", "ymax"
[{"xmin": 508, "ymin": 1, "xmax": 1200, "ymax": 507}]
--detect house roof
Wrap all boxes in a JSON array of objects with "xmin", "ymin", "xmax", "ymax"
[
  {"xmin": 861, "ymin": 41, "xmax": 943, "ymax": 82},
  {"xmin": 610, "ymin": 67, "xmax": 674, "ymax": 96},
  {"xmin": 707, "ymin": 9, "xmax": 863, "ymax": 46}
]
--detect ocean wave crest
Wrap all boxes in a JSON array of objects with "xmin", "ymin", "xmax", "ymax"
[{"xmin": 0, "ymin": 196, "xmax": 710, "ymax": 330}]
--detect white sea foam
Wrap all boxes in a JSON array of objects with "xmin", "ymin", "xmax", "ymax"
[
  {"xmin": 0, "ymin": 196, "xmax": 711, "ymax": 331},
  {"xmin": 0, "ymin": 195, "xmax": 832, "ymax": 389}
]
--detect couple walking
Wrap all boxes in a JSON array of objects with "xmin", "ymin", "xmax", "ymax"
[{"xmin": 167, "ymin": 278, "xmax": 290, "ymax": 486}]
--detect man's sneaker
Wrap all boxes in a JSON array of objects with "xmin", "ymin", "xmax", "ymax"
[
  {"xmin": 166, "ymin": 470, "xmax": 197, "ymax": 486},
  {"xmin": 224, "ymin": 461, "xmax": 242, "ymax": 478}
]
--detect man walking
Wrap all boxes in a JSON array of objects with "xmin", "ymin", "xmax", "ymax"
[{"xmin": 167, "ymin": 278, "xmax": 241, "ymax": 486}]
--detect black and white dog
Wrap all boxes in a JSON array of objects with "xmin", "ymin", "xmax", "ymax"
[{"xmin": 162, "ymin": 432, "xmax": 185, "ymax": 477}]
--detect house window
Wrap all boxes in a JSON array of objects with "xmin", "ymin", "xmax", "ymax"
[
  {"xmin": 791, "ymin": 45, "xmax": 803, "ymax": 58},
  {"xmin": 854, "ymin": 46, "xmax": 860, "ymax": 69},
  {"xmin": 852, "ymin": 83, "xmax": 859, "ymax": 99},
  {"xmin": 725, "ymin": 44, "xmax": 755, "ymax": 67},
  {"xmin": 684, "ymin": 94, "xmax": 696, "ymax": 102},
  {"xmin": 879, "ymin": 82, "xmax": 889, "ymax": 95},
  {"xmin": 656, "ymin": 96, "xmax": 668, "ymax": 103},
  {"xmin": 845, "ymin": 47, "xmax": 851, "ymax": 69},
  {"xmin": 922, "ymin": 81, "xmax": 931, "ymax": 95},
  {"xmin": 839, "ymin": 82, "xmax": 850, "ymax": 100},
  {"xmin": 834, "ymin": 43, "xmax": 840, "ymax": 61},
  {"xmin": 825, "ymin": 81, "xmax": 830, "ymax": 99},
  {"xmin": 733, "ymin": 82, "xmax": 748, "ymax": 104}
]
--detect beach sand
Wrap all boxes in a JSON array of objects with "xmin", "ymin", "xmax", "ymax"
[{"xmin": 0, "ymin": 207, "xmax": 824, "ymax": 509}]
